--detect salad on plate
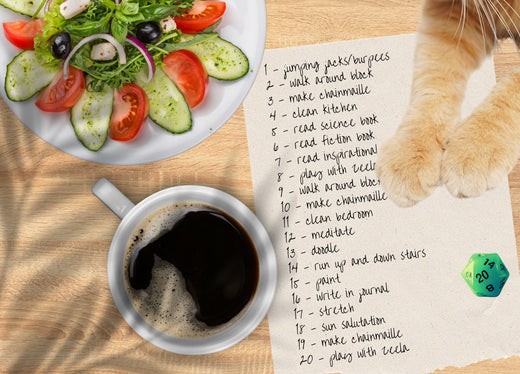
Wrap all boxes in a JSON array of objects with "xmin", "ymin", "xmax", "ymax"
[{"xmin": 1, "ymin": 0, "xmax": 249, "ymax": 151}]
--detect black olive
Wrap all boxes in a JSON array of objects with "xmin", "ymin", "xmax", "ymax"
[
  {"xmin": 50, "ymin": 32, "xmax": 71, "ymax": 59},
  {"xmin": 135, "ymin": 21, "xmax": 163, "ymax": 44}
]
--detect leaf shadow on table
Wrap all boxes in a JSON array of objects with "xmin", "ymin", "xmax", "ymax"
[
  {"xmin": 0, "ymin": 196, "xmax": 168, "ymax": 371},
  {"xmin": 4, "ymin": 274, "xmax": 168, "ymax": 373},
  {"xmin": 0, "ymin": 110, "xmax": 45, "ymax": 322},
  {"xmin": 0, "ymin": 116, "xmax": 169, "ymax": 373}
]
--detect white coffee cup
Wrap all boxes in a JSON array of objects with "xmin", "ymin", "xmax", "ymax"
[{"xmin": 92, "ymin": 178, "xmax": 277, "ymax": 355}]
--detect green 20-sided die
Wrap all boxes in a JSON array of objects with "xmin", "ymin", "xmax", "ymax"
[{"xmin": 462, "ymin": 253, "xmax": 509, "ymax": 297}]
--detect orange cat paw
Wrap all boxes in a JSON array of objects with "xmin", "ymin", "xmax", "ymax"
[
  {"xmin": 441, "ymin": 125, "xmax": 516, "ymax": 198},
  {"xmin": 376, "ymin": 133, "xmax": 443, "ymax": 207}
]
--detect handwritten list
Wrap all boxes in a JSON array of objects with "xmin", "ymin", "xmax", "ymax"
[{"xmin": 244, "ymin": 34, "xmax": 520, "ymax": 373}]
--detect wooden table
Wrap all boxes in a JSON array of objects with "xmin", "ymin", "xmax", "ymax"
[{"xmin": 1, "ymin": 0, "xmax": 519, "ymax": 373}]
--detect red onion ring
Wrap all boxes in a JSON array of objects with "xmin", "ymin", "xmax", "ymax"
[{"xmin": 126, "ymin": 35, "xmax": 155, "ymax": 83}]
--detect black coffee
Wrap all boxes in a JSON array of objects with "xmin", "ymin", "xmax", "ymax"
[{"xmin": 127, "ymin": 205, "xmax": 259, "ymax": 328}]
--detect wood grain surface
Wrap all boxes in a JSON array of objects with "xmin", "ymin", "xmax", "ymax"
[{"xmin": 1, "ymin": 0, "xmax": 519, "ymax": 373}]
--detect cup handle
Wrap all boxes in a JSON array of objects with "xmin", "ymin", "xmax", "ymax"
[{"xmin": 92, "ymin": 178, "xmax": 135, "ymax": 220}]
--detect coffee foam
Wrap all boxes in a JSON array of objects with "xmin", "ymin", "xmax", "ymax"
[{"xmin": 124, "ymin": 203, "xmax": 246, "ymax": 338}]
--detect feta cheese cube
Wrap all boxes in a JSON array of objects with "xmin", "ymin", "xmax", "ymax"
[
  {"xmin": 159, "ymin": 16, "xmax": 177, "ymax": 32},
  {"xmin": 90, "ymin": 43, "xmax": 117, "ymax": 61},
  {"xmin": 60, "ymin": 0, "xmax": 91, "ymax": 19}
]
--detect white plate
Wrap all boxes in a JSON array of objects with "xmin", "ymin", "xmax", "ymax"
[{"xmin": 0, "ymin": 0, "xmax": 266, "ymax": 165}]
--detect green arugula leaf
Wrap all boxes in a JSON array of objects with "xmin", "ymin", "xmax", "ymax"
[
  {"xmin": 159, "ymin": 32, "xmax": 219, "ymax": 53},
  {"xmin": 64, "ymin": 12, "xmax": 111, "ymax": 36},
  {"xmin": 201, "ymin": 19, "xmax": 222, "ymax": 34}
]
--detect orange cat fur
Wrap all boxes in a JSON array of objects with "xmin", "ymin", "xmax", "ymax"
[{"xmin": 376, "ymin": 0, "xmax": 520, "ymax": 206}]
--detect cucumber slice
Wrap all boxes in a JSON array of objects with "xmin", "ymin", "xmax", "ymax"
[
  {"xmin": 70, "ymin": 80, "xmax": 114, "ymax": 151},
  {"xmin": 5, "ymin": 50, "xmax": 59, "ymax": 102},
  {"xmin": 0, "ymin": 0, "xmax": 45, "ymax": 17},
  {"xmin": 136, "ymin": 68, "xmax": 192, "ymax": 134},
  {"xmin": 185, "ymin": 36, "xmax": 249, "ymax": 80}
]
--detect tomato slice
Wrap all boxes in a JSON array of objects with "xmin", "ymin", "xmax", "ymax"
[
  {"xmin": 110, "ymin": 83, "xmax": 149, "ymax": 141},
  {"xmin": 162, "ymin": 50, "xmax": 208, "ymax": 108},
  {"xmin": 35, "ymin": 67, "xmax": 85, "ymax": 112},
  {"xmin": 3, "ymin": 19, "xmax": 45, "ymax": 50},
  {"xmin": 174, "ymin": 1, "xmax": 226, "ymax": 34}
]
